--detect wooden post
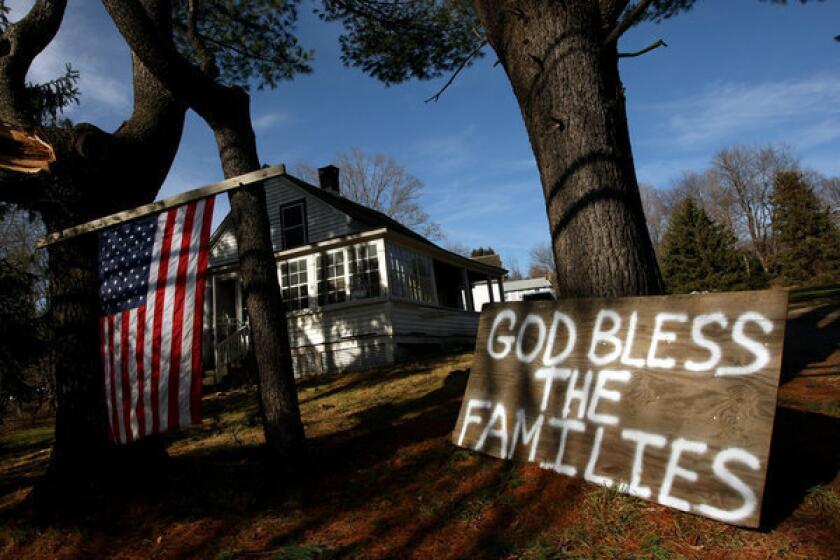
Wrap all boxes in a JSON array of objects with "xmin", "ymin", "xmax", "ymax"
[
  {"xmin": 486, "ymin": 276, "xmax": 495, "ymax": 303},
  {"xmin": 235, "ymin": 277, "xmax": 243, "ymax": 326},
  {"xmin": 462, "ymin": 269, "xmax": 475, "ymax": 311},
  {"xmin": 211, "ymin": 274, "xmax": 219, "ymax": 385},
  {"xmin": 37, "ymin": 164, "xmax": 287, "ymax": 248},
  {"xmin": 497, "ymin": 277, "xmax": 506, "ymax": 302}
]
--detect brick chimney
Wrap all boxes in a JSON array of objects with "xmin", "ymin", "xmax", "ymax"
[{"xmin": 318, "ymin": 165, "xmax": 340, "ymax": 195}]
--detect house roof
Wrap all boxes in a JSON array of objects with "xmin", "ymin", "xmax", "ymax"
[
  {"xmin": 471, "ymin": 254, "xmax": 503, "ymax": 268},
  {"xmin": 282, "ymin": 174, "xmax": 506, "ymax": 274},
  {"xmin": 504, "ymin": 277, "xmax": 553, "ymax": 292},
  {"xmin": 210, "ymin": 171, "xmax": 506, "ymax": 276}
]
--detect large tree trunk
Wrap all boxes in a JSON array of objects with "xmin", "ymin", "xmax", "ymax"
[
  {"xmin": 33, "ymin": 116, "xmax": 180, "ymax": 498},
  {"xmin": 211, "ymin": 91, "xmax": 306, "ymax": 462},
  {"xmin": 474, "ymin": 0, "xmax": 663, "ymax": 298}
]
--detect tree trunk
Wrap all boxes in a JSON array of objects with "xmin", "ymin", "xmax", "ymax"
[
  {"xmin": 34, "ymin": 170, "xmax": 167, "ymax": 499},
  {"xmin": 211, "ymin": 90, "xmax": 306, "ymax": 462},
  {"xmin": 474, "ymin": 0, "xmax": 663, "ymax": 298}
]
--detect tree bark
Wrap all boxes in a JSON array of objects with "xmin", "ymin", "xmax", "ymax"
[
  {"xmin": 213, "ymin": 92, "xmax": 306, "ymax": 461},
  {"xmin": 473, "ymin": 0, "xmax": 663, "ymax": 298}
]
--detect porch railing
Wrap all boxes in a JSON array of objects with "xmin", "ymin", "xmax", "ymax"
[{"xmin": 216, "ymin": 323, "xmax": 250, "ymax": 373}]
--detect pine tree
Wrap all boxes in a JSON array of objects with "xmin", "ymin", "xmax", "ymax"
[
  {"xmin": 660, "ymin": 197, "xmax": 764, "ymax": 294},
  {"xmin": 770, "ymin": 171, "xmax": 840, "ymax": 286}
]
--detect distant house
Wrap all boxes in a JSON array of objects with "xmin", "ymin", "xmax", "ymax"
[
  {"xmin": 205, "ymin": 166, "xmax": 506, "ymax": 377},
  {"xmin": 472, "ymin": 276, "xmax": 555, "ymax": 311}
]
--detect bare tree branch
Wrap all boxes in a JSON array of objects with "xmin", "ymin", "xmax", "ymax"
[
  {"xmin": 424, "ymin": 38, "xmax": 488, "ymax": 103},
  {"xmin": 603, "ymin": 0, "xmax": 656, "ymax": 46},
  {"xmin": 618, "ymin": 38, "xmax": 667, "ymax": 58}
]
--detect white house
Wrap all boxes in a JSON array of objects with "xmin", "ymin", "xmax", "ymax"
[
  {"xmin": 471, "ymin": 276, "xmax": 555, "ymax": 310},
  {"xmin": 205, "ymin": 166, "xmax": 506, "ymax": 377}
]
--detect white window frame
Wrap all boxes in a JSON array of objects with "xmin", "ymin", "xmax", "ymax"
[{"xmin": 279, "ymin": 257, "xmax": 310, "ymax": 311}]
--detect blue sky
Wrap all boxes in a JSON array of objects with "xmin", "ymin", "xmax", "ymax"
[{"xmin": 10, "ymin": 0, "xmax": 840, "ymax": 271}]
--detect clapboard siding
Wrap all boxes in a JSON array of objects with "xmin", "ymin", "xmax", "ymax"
[
  {"xmin": 291, "ymin": 338, "xmax": 392, "ymax": 377},
  {"xmin": 389, "ymin": 301, "xmax": 479, "ymax": 338},
  {"xmin": 209, "ymin": 176, "xmax": 364, "ymax": 267},
  {"xmin": 210, "ymin": 227, "xmax": 238, "ymax": 267},
  {"xmin": 286, "ymin": 301, "xmax": 391, "ymax": 347},
  {"xmin": 264, "ymin": 176, "xmax": 365, "ymax": 249}
]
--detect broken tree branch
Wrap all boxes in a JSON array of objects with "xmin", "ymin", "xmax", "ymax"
[
  {"xmin": 0, "ymin": 123, "xmax": 55, "ymax": 173},
  {"xmin": 618, "ymin": 38, "xmax": 667, "ymax": 58}
]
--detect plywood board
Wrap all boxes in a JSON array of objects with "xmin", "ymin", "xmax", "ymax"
[{"xmin": 452, "ymin": 289, "xmax": 789, "ymax": 528}]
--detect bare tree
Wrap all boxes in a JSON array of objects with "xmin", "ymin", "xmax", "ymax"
[
  {"xmin": 528, "ymin": 242, "xmax": 554, "ymax": 279},
  {"xmin": 297, "ymin": 148, "xmax": 442, "ymax": 240},
  {"xmin": 505, "ymin": 255, "xmax": 523, "ymax": 280},
  {"xmin": 712, "ymin": 145, "xmax": 796, "ymax": 269},
  {"xmin": 442, "ymin": 239, "xmax": 471, "ymax": 257},
  {"xmin": 638, "ymin": 183, "xmax": 670, "ymax": 252},
  {"xmin": 816, "ymin": 175, "xmax": 840, "ymax": 225}
]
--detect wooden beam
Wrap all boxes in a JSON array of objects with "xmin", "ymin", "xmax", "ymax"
[{"xmin": 37, "ymin": 163, "xmax": 287, "ymax": 248}]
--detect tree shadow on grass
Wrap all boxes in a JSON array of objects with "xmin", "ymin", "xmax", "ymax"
[
  {"xmin": 296, "ymin": 352, "xmax": 469, "ymax": 406},
  {"xmin": 781, "ymin": 302, "xmax": 840, "ymax": 384},
  {"xmin": 761, "ymin": 406, "xmax": 840, "ymax": 529}
]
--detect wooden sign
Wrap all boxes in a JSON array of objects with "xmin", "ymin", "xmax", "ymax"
[{"xmin": 452, "ymin": 289, "xmax": 788, "ymax": 528}]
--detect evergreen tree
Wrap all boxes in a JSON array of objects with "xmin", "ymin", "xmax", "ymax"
[
  {"xmin": 470, "ymin": 247, "xmax": 496, "ymax": 257},
  {"xmin": 660, "ymin": 197, "xmax": 764, "ymax": 294},
  {"xmin": 770, "ymin": 171, "xmax": 840, "ymax": 286}
]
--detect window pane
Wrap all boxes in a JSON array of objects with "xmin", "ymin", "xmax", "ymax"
[
  {"xmin": 282, "ymin": 204, "xmax": 304, "ymax": 227},
  {"xmin": 280, "ymin": 257, "xmax": 309, "ymax": 311},
  {"xmin": 350, "ymin": 243, "xmax": 381, "ymax": 299},
  {"xmin": 318, "ymin": 250, "xmax": 347, "ymax": 306},
  {"xmin": 388, "ymin": 245, "xmax": 433, "ymax": 304},
  {"xmin": 281, "ymin": 202, "xmax": 306, "ymax": 249}
]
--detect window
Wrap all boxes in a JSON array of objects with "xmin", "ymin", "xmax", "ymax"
[
  {"xmin": 389, "ymin": 245, "xmax": 434, "ymax": 303},
  {"xmin": 280, "ymin": 201, "xmax": 307, "ymax": 249},
  {"xmin": 317, "ymin": 250, "xmax": 347, "ymax": 305},
  {"xmin": 280, "ymin": 258, "xmax": 309, "ymax": 311},
  {"xmin": 349, "ymin": 243, "xmax": 381, "ymax": 299}
]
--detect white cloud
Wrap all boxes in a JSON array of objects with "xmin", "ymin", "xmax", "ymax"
[
  {"xmin": 658, "ymin": 75, "xmax": 840, "ymax": 148},
  {"xmin": 253, "ymin": 111, "xmax": 289, "ymax": 131},
  {"xmin": 413, "ymin": 125, "xmax": 477, "ymax": 174}
]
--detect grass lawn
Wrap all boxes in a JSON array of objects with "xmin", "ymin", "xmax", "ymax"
[{"xmin": 0, "ymin": 295, "xmax": 838, "ymax": 559}]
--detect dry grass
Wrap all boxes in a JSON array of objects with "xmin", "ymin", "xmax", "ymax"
[{"xmin": 0, "ymin": 300, "xmax": 838, "ymax": 559}]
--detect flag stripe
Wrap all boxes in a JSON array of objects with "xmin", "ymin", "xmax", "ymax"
[
  {"xmin": 126, "ymin": 309, "xmax": 139, "ymax": 441},
  {"xmin": 107, "ymin": 315, "xmax": 119, "ymax": 442},
  {"xmin": 120, "ymin": 310, "xmax": 133, "ymax": 444},
  {"xmin": 151, "ymin": 209, "xmax": 177, "ymax": 433},
  {"xmin": 178, "ymin": 199, "xmax": 204, "ymax": 427},
  {"xmin": 191, "ymin": 196, "xmax": 214, "ymax": 424},
  {"xmin": 144, "ymin": 216, "xmax": 166, "ymax": 435},
  {"xmin": 135, "ymin": 305, "xmax": 146, "ymax": 439},
  {"xmin": 111, "ymin": 314, "xmax": 126, "ymax": 444},
  {"xmin": 101, "ymin": 317, "xmax": 115, "ymax": 443},
  {"xmin": 168, "ymin": 202, "xmax": 197, "ymax": 429},
  {"xmin": 159, "ymin": 205, "xmax": 186, "ymax": 431}
]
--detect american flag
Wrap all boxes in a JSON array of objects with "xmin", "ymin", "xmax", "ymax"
[{"xmin": 98, "ymin": 197, "xmax": 215, "ymax": 444}]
